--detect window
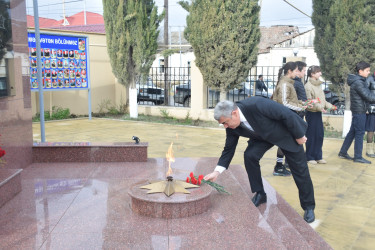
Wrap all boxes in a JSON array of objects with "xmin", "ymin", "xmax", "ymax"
[{"xmin": 159, "ymin": 59, "xmax": 164, "ymax": 73}]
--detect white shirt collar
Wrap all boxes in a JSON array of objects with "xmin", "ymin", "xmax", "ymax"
[{"xmin": 238, "ymin": 108, "xmax": 247, "ymax": 123}]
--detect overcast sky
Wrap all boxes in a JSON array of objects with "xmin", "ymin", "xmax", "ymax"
[{"xmin": 26, "ymin": 0, "xmax": 313, "ymax": 32}]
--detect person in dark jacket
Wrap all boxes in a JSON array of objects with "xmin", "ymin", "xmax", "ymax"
[
  {"xmin": 339, "ymin": 61, "xmax": 375, "ymax": 164},
  {"xmin": 365, "ymin": 73, "xmax": 375, "ymax": 157},
  {"xmin": 204, "ymin": 98, "xmax": 316, "ymax": 223},
  {"xmin": 255, "ymin": 75, "xmax": 268, "ymax": 95},
  {"xmin": 294, "ymin": 61, "xmax": 308, "ymax": 117}
]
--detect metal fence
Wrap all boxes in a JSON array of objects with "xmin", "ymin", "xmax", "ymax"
[
  {"xmin": 207, "ymin": 66, "xmax": 280, "ymax": 108},
  {"xmin": 137, "ymin": 67, "xmax": 190, "ymax": 106},
  {"xmin": 140, "ymin": 66, "xmax": 345, "ymax": 115},
  {"xmin": 140, "ymin": 66, "xmax": 280, "ymax": 107}
]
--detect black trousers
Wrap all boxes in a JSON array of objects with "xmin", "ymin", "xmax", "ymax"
[
  {"xmin": 243, "ymin": 138, "xmax": 315, "ymax": 210},
  {"xmin": 305, "ymin": 111, "xmax": 324, "ymax": 161}
]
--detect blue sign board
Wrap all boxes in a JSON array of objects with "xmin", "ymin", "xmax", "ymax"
[{"xmin": 28, "ymin": 33, "xmax": 89, "ymax": 91}]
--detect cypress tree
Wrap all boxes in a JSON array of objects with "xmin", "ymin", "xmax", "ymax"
[
  {"xmin": 311, "ymin": 0, "xmax": 336, "ymax": 84},
  {"xmin": 312, "ymin": 0, "xmax": 375, "ymax": 110},
  {"xmin": 330, "ymin": 0, "xmax": 375, "ymax": 83},
  {"xmin": 103, "ymin": 0, "xmax": 163, "ymax": 117},
  {"xmin": 0, "ymin": 0, "xmax": 12, "ymax": 62},
  {"xmin": 180, "ymin": 0, "xmax": 261, "ymax": 100}
]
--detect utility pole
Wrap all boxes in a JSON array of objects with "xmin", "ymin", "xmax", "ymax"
[
  {"xmin": 62, "ymin": 0, "xmax": 69, "ymax": 26},
  {"xmin": 163, "ymin": 0, "xmax": 169, "ymax": 105}
]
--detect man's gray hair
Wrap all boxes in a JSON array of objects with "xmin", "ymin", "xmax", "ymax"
[{"xmin": 214, "ymin": 100, "xmax": 237, "ymax": 121}]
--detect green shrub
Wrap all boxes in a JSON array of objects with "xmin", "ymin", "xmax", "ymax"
[{"xmin": 32, "ymin": 106, "xmax": 70, "ymax": 121}]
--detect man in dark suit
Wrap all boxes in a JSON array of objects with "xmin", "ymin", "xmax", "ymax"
[
  {"xmin": 255, "ymin": 75, "xmax": 268, "ymax": 95},
  {"xmin": 204, "ymin": 97, "xmax": 315, "ymax": 223}
]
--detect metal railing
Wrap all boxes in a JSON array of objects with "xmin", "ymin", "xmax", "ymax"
[
  {"xmin": 141, "ymin": 66, "xmax": 345, "ymax": 115},
  {"xmin": 207, "ymin": 66, "xmax": 280, "ymax": 108},
  {"xmin": 137, "ymin": 66, "xmax": 191, "ymax": 106}
]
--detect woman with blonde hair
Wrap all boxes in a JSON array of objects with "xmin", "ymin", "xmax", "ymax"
[{"xmin": 304, "ymin": 65, "xmax": 336, "ymax": 164}]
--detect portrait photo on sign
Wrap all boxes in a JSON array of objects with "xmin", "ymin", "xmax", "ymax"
[
  {"xmin": 82, "ymin": 78, "xmax": 87, "ymax": 87},
  {"xmin": 63, "ymin": 59, "xmax": 69, "ymax": 68},
  {"xmin": 52, "ymin": 79, "xmax": 58, "ymax": 88},
  {"xmin": 70, "ymin": 79, "xmax": 76, "ymax": 87},
  {"xmin": 78, "ymin": 39, "xmax": 85, "ymax": 50},
  {"xmin": 44, "ymin": 48, "xmax": 50, "ymax": 57},
  {"xmin": 64, "ymin": 69, "xmax": 69, "ymax": 78},
  {"xmin": 57, "ymin": 70, "xmax": 63, "ymax": 78},
  {"xmin": 30, "ymin": 58, "xmax": 36, "ymax": 67},
  {"xmin": 30, "ymin": 47, "xmax": 36, "ymax": 57},
  {"xmin": 75, "ymin": 69, "xmax": 81, "ymax": 78},
  {"xmin": 44, "ymin": 59, "xmax": 50, "ymax": 68},
  {"xmin": 31, "ymin": 79, "xmax": 38, "ymax": 88},
  {"xmin": 51, "ymin": 49, "xmax": 57, "ymax": 58},
  {"xmin": 57, "ymin": 59, "xmax": 63, "ymax": 68},
  {"xmin": 51, "ymin": 59, "xmax": 56, "ymax": 68}
]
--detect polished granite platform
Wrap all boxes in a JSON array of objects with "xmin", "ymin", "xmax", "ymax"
[
  {"xmin": 29, "ymin": 118, "xmax": 375, "ymax": 249},
  {"xmin": 0, "ymin": 157, "xmax": 330, "ymax": 249}
]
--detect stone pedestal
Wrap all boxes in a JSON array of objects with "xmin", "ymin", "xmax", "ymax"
[
  {"xmin": 129, "ymin": 182, "xmax": 212, "ymax": 218},
  {"xmin": 32, "ymin": 142, "xmax": 148, "ymax": 162}
]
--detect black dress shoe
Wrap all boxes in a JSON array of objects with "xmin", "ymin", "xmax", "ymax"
[
  {"xmin": 338, "ymin": 152, "xmax": 354, "ymax": 160},
  {"xmin": 353, "ymin": 157, "xmax": 372, "ymax": 164},
  {"xmin": 252, "ymin": 192, "xmax": 267, "ymax": 207},
  {"xmin": 304, "ymin": 209, "xmax": 315, "ymax": 223}
]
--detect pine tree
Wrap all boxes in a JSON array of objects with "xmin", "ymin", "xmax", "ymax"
[
  {"xmin": 180, "ymin": 0, "xmax": 261, "ymax": 101},
  {"xmin": 103, "ymin": 0, "xmax": 163, "ymax": 117}
]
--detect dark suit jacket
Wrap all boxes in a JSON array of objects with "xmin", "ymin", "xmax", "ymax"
[{"xmin": 217, "ymin": 97, "xmax": 307, "ymax": 168}]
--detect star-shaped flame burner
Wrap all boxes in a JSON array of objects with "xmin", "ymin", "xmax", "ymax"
[{"xmin": 140, "ymin": 176, "xmax": 199, "ymax": 197}]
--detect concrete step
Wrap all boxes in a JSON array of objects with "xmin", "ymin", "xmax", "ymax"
[{"xmin": 0, "ymin": 169, "xmax": 22, "ymax": 208}]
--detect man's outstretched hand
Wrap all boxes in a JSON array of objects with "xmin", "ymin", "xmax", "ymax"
[
  {"xmin": 204, "ymin": 171, "xmax": 220, "ymax": 182},
  {"xmin": 296, "ymin": 136, "xmax": 307, "ymax": 145}
]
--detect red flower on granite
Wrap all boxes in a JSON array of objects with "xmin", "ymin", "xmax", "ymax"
[
  {"xmin": 186, "ymin": 172, "xmax": 230, "ymax": 194},
  {"xmin": 0, "ymin": 148, "xmax": 5, "ymax": 158},
  {"xmin": 0, "ymin": 135, "xmax": 5, "ymax": 166}
]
